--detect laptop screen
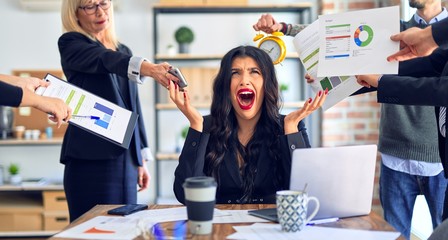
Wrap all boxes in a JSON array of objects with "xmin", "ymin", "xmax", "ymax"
[{"xmin": 290, "ymin": 145, "xmax": 377, "ymax": 220}]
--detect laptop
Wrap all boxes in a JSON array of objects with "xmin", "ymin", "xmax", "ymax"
[{"xmin": 249, "ymin": 144, "xmax": 377, "ymax": 221}]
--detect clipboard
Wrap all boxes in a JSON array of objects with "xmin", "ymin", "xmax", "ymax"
[{"xmin": 36, "ymin": 73, "xmax": 138, "ymax": 149}]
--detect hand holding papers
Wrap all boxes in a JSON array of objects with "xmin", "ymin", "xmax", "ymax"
[{"xmin": 293, "ymin": 6, "xmax": 400, "ymax": 110}]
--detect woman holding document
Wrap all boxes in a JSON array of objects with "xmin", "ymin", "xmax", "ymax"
[{"xmin": 59, "ymin": 0, "xmax": 177, "ymax": 222}]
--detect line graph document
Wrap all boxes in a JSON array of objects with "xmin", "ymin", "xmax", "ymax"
[
  {"xmin": 317, "ymin": 6, "xmax": 399, "ymax": 77},
  {"xmin": 293, "ymin": 20, "xmax": 361, "ymax": 111},
  {"xmin": 37, "ymin": 74, "xmax": 138, "ymax": 149}
]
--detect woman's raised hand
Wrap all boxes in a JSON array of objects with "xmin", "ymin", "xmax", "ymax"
[
  {"xmin": 284, "ymin": 89, "xmax": 328, "ymax": 134},
  {"xmin": 168, "ymin": 80, "xmax": 203, "ymax": 132}
]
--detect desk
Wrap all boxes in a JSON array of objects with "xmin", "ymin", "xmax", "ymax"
[{"xmin": 49, "ymin": 204, "xmax": 404, "ymax": 240}]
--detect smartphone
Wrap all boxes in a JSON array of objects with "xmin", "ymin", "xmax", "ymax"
[
  {"xmin": 168, "ymin": 68, "xmax": 188, "ymax": 89},
  {"xmin": 107, "ymin": 204, "xmax": 148, "ymax": 216}
]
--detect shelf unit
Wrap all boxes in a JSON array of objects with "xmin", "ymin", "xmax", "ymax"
[
  {"xmin": 152, "ymin": 3, "xmax": 312, "ymax": 202},
  {"xmin": 0, "ymin": 137, "xmax": 63, "ymax": 146},
  {"xmin": 0, "ymin": 185, "xmax": 68, "ymax": 237}
]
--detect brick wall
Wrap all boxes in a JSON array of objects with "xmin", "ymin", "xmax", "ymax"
[{"xmin": 319, "ymin": 0, "xmax": 385, "ymax": 215}]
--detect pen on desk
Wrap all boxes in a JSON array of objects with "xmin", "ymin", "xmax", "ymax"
[
  {"xmin": 72, "ymin": 115, "xmax": 100, "ymax": 120},
  {"xmin": 307, "ymin": 217, "xmax": 339, "ymax": 226}
]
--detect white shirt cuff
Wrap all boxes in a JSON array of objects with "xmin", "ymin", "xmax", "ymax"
[
  {"xmin": 141, "ymin": 147, "xmax": 154, "ymax": 162},
  {"xmin": 128, "ymin": 56, "xmax": 151, "ymax": 84}
]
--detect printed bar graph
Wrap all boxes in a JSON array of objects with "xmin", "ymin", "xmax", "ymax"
[{"xmin": 94, "ymin": 103, "xmax": 114, "ymax": 129}]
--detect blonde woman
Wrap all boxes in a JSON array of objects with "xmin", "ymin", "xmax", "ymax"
[{"xmin": 59, "ymin": 0, "xmax": 176, "ymax": 221}]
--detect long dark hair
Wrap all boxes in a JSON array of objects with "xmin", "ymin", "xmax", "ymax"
[{"xmin": 204, "ymin": 46, "xmax": 283, "ymax": 203}]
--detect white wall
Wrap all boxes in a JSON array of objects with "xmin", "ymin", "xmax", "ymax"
[{"xmin": 0, "ymin": 0, "xmax": 317, "ymax": 204}]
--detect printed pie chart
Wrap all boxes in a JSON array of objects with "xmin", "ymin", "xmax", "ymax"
[{"xmin": 354, "ymin": 25, "xmax": 373, "ymax": 47}]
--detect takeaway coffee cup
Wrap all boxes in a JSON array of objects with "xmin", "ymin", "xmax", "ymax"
[
  {"xmin": 183, "ymin": 176, "xmax": 217, "ymax": 235},
  {"xmin": 276, "ymin": 190, "xmax": 320, "ymax": 232}
]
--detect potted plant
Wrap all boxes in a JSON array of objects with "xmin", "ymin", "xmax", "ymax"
[
  {"xmin": 181, "ymin": 125, "xmax": 189, "ymax": 140},
  {"xmin": 8, "ymin": 163, "xmax": 21, "ymax": 185},
  {"xmin": 279, "ymin": 83, "xmax": 289, "ymax": 100},
  {"xmin": 167, "ymin": 44, "xmax": 176, "ymax": 56},
  {"xmin": 174, "ymin": 26, "xmax": 194, "ymax": 54},
  {"xmin": 175, "ymin": 126, "xmax": 190, "ymax": 153}
]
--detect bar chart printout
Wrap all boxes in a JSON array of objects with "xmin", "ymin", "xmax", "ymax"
[
  {"xmin": 94, "ymin": 103, "xmax": 114, "ymax": 129},
  {"xmin": 37, "ymin": 74, "xmax": 138, "ymax": 148}
]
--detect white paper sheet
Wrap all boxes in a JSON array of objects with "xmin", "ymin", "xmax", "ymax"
[
  {"xmin": 227, "ymin": 223, "xmax": 401, "ymax": 240},
  {"xmin": 127, "ymin": 206, "xmax": 229, "ymax": 221},
  {"xmin": 54, "ymin": 207, "xmax": 230, "ymax": 239},
  {"xmin": 293, "ymin": 20, "xmax": 361, "ymax": 111},
  {"xmin": 213, "ymin": 210, "xmax": 269, "ymax": 223},
  {"xmin": 53, "ymin": 216, "xmax": 142, "ymax": 240},
  {"xmin": 317, "ymin": 6, "xmax": 399, "ymax": 77}
]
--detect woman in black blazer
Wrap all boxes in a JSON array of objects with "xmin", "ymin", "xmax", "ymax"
[
  {"xmin": 59, "ymin": 0, "xmax": 176, "ymax": 222},
  {"xmin": 170, "ymin": 46, "xmax": 327, "ymax": 204}
]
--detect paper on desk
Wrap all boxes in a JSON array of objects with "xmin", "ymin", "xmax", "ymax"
[
  {"xmin": 227, "ymin": 223, "xmax": 401, "ymax": 240},
  {"xmin": 53, "ymin": 216, "xmax": 142, "ymax": 240},
  {"xmin": 227, "ymin": 223, "xmax": 400, "ymax": 240},
  {"xmin": 127, "ymin": 206, "xmax": 229, "ymax": 222},
  {"xmin": 54, "ymin": 207, "xmax": 230, "ymax": 240},
  {"xmin": 293, "ymin": 19, "xmax": 360, "ymax": 111},
  {"xmin": 213, "ymin": 210, "xmax": 269, "ymax": 223}
]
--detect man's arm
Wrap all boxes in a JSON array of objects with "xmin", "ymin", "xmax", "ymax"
[
  {"xmin": 0, "ymin": 74, "xmax": 49, "ymax": 92},
  {"xmin": 377, "ymin": 74, "xmax": 448, "ymax": 107}
]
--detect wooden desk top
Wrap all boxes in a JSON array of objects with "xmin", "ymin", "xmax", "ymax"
[{"xmin": 49, "ymin": 204, "xmax": 404, "ymax": 240}]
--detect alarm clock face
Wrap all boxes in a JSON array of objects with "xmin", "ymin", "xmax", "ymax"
[{"xmin": 258, "ymin": 36, "xmax": 286, "ymax": 65}]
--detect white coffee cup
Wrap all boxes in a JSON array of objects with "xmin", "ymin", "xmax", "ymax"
[
  {"xmin": 276, "ymin": 190, "xmax": 320, "ymax": 232},
  {"xmin": 183, "ymin": 176, "xmax": 217, "ymax": 235}
]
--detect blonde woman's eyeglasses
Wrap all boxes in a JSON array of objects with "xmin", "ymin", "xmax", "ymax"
[{"xmin": 79, "ymin": 0, "xmax": 111, "ymax": 15}]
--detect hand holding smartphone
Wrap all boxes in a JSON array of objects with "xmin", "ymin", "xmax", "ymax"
[
  {"xmin": 168, "ymin": 68, "xmax": 188, "ymax": 89},
  {"xmin": 107, "ymin": 204, "xmax": 148, "ymax": 216}
]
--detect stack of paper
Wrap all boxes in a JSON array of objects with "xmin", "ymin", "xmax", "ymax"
[{"xmin": 227, "ymin": 223, "xmax": 401, "ymax": 240}]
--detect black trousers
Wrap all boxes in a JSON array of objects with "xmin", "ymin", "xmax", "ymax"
[{"xmin": 63, "ymin": 150, "xmax": 138, "ymax": 222}]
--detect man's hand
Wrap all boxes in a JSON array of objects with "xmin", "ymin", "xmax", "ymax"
[
  {"xmin": 387, "ymin": 27, "xmax": 438, "ymax": 62},
  {"xmin": 253, "ymin": 13, "xmax": 282, "ymax": 34},
  {"xmin": 356, "ymin": 75, "xmax": 381, "ymax": 88}
]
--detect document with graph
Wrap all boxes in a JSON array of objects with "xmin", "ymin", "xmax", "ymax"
[
  {"xmin": 293, "ymin": 20, "xmax": 360, "ymax": 111},
  {"xmin": 317, "ymin": 6, "xmax": 399, "ymax": 77},
  {"xmin": 36, "ymin": 74, "xmax": 138, "ymax": 149}
]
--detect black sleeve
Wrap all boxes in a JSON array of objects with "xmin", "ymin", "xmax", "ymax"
[
  {"xmin": 0, "ymin": 81, "xmax": 23, "ymax": 107},
  {"xmin": 173, "ymin": 127, "xmax": 210, "ymax": 204},
  {"xmin": 58, "ymin": 32, "xmax": 131, "ymax": 78},
  {"xmin": 397, "ymin": 48, "xmax": 448, "ymax": 77},
  {"xmin": 279, "ymin": 119, "xmax": 310, "ymax": 188},
  {"xmin": 432, "ymin": 18, "xmax": 448, "ymax": 46},
  {"xmin": 378, "ymin": 74, "xmax": 448, "ymax": 107},
  {"xmin": 280, "ymin": 119, "xmax": 311, "ymax": 156}
]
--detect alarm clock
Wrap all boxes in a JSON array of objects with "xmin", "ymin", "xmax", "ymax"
[{"xmin": 253, "ymin": 32, "xmax": 287, "ymax": 65}]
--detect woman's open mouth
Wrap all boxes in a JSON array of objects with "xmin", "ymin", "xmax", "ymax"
[{"xmin": 237, "ymin": 88, "xmax": 255, "ymax": 110}]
